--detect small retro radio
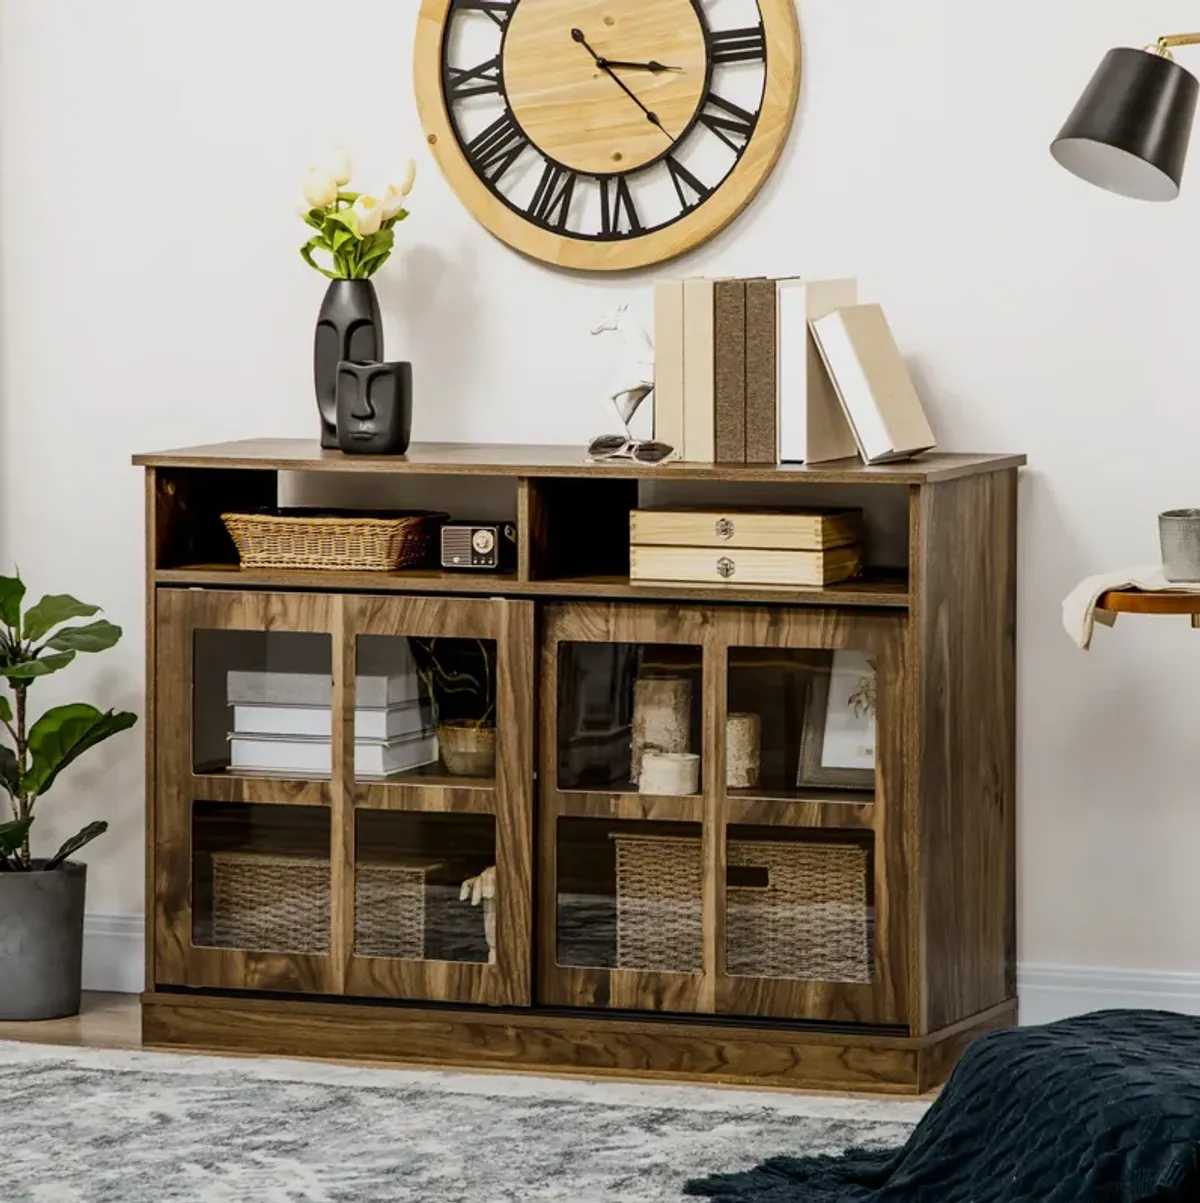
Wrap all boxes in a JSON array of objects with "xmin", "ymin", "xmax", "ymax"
[{"xmin": 440, "ymin": 522, "xmax": 518, "ymax": 571}]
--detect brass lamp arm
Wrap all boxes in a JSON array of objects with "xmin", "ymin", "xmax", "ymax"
[{"xmin": 1153, "ymin": 33, "xmax": 1200, "ymax": 60}]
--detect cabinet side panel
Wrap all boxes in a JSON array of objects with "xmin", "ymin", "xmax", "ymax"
[{"xmin": 916, "ymin": 470, "xmax": 1018, "ymax": 1031}]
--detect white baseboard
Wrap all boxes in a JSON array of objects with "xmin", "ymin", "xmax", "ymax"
[
  {"xmin": 82, "ymin": 911, "xmax": 145, "ymax": 995},
  {"xmin": 1017, "ymin": 963, "xmax": 1200, "ymax": 1025},
  {"xmin": 79, "ymin": 913, "xmax": 1200, "ymax": 1029}
]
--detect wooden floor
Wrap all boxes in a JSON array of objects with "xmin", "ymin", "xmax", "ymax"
[
  {"xmin": 0, "ymin": 994, "xmax": 940, "ymax": 1100},
  {"xmin": 0, "ymin": 993, "xmax": 141, "ymax": 1050}
]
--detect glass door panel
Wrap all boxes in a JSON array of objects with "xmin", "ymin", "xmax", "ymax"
[
  {"xmin": 557, "ymin": 641, "xmax": 703, "ymax": 797},
  {"xmin": 726, "ymin": 647, "xmax": 876, "ymax": 800},
  {"xmin": 725, "ymin": 827, "xmax": 873, "ymax": 983},
  {"xmin": 352, "ymin": 634, "xmax": 492, "ymax": 783},
  {"xmin": 194, "ymin": 630, "xmax": 333, "ymax": 777},
  {"xmin": 556, "ymin": 819, "xmax": 703, "ymax": 973},
  {"xmin": 192, "ymin": 800, "xmax": 331, "ymax": 955},
  {"xmin": 353, "ymin": 811, "xmax": 496, "ymax": 964}
]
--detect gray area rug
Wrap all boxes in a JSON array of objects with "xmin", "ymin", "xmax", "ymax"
[{"xmin": 2, "ymin": 1039, "xmax": 925, "ymax": 1202}]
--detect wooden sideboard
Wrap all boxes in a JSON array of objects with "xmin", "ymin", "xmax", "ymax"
[{"xmin": 132, "ymin": 439, "xmax": 1023, "ymax": 1093}]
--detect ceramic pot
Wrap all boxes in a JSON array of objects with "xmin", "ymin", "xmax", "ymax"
[
  {"xmin": 631, "ymin": 677, "xmax": 691, "ymax": 784},
  {"xmin": 314, "ymin": 279, "xmax": 382, "ymax": 449},
  {"xmin": 726, "ymin": 713, "xmax": 762, "ymax": 790},
  {"xmin": 0, "ymin": 861, "xmax": 87, "ymax": 1021},
  {"xmin": 1160, "ymin": 509, "xmax": 1200, "ymax": 582},
  {"xmin": 336, "ymin": 361, "xmax": 413, "ymax": 455},
  {"xmin": 639, "ymin": 751, "xmax": 701, "ymax": 796},
  {"xmin": 438, "ymin": 721, "xmax": 496, "ymax": 778}
]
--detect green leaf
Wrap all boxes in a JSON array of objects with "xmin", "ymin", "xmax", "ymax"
[
  {"xmin": 300, "ymin": 240, "xmax": 340, "ymax": 280},
  {"xmin": 0, "ymin": 576, "xmax": 25, "ymax": 632},
  {"xmin": 0, "ymin": 651, "xmax": 76, "ymax": 681},
  {"xmin": 330, "ymin": 226, "xmax": 353, "ymax": 252},
  {"xmin": 45, "ymin": 620, "xmax": 122, "ymax": 654},
  {"xmin": 0, "ymin": 817, "xmax": 32, "ymax": 858},
  {"xmin": 302, "ymin": 208, "xmax": 325, "ymax": 230},
  {"xmin": 0, "ymin": 695, "xmax": 11, "ymax": 723},
  {"xmin": 0, "ymin": 743, "xmax": 18, "ymax": 796},
  {"xmin": 361, "ymin": 228, "xmax": 395, "ymax": 265},
  {"xmin": 324, "ymin": 209, "xmax": 360, "ymax": 239},
  {"xmin": 25, "ymin": 704, "xmax": 137, "ymax": 797},
  {"xmin": 45, "ymin": 820, "xmax": 108, "ymax": 870},
  {"xmin": 22, "ymin": 595, "xmax": 100, "ymax": 642}
]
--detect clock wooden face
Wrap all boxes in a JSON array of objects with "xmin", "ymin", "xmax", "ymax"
[{"xmin": 414, "ymin": 0, "xmax": 801, "ymax": 271}]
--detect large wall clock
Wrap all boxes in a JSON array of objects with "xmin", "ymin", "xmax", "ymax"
[{"xmin": 414, "ymin": 0, "xmax": 801, "ymax": 271}]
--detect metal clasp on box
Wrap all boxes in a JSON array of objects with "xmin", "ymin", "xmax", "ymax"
[
  {"xmin": 717, "ymin": 556, "xmax": 736, "ymax": 579},
  {"xmin": 715, "ymin": 517, "xmax": 735, "ymax": 541}
]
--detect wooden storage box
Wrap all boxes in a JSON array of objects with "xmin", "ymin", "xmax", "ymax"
[
  {"xmin": 630, "ymin": 544, "xmax": 862, "ymax": 588},
  {"xmin": 630, "ymin": 508, "xmax": 862, "ymax": 551},
  {"xmin": 611, "ymin": 835, "xmax": 870, "ymax": 983},
  {"xmin": 211, "ymin": 851, "xmax": 434, "ymax": 959}
]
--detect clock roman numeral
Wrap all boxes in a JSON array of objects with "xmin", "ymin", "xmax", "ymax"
[
  {"xmin": 527, "ymin": 162, "xmax": 577, "ymax": 229},
  {"xmin": 446, "ymin": 56, "xmax": 502, "ymax": 101},
  {"xmin": 452, "ymin": 0, "xmax": 515, "ymax": 28},
  {"xmin": 699, "ymin": 93, "xmax": 757, "ymax": 153},
  {"xmin": 465, "ymin": 111, "xmax": 529, "ymax": 183},
  {"xmin": 709, "ymin": 25, "xmax": 767, "ymax": 65},
  {"xmin": 599, "ymin": 176, "xmax": 642, "ymax": 237},
  {"xmin": 665, "ymin": 156, "xmax": 711, "ymax": 212}
]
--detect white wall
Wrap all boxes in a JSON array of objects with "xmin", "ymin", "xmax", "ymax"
[{"xmin": 4, "ymin": 0, "xmax": 1200, "ymax": 1002}]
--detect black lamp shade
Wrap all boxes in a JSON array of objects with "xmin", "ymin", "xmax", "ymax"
[{"xmin": 1051, "ymin": 47, "xmax": 1199, "ymax": 201}]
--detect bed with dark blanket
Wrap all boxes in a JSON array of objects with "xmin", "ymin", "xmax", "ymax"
[{"xmin": 686, "ymin": 1011, "xmax": 1200, "ymax": 1201}]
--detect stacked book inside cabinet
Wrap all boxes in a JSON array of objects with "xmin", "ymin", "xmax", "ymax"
[{"xmin": 135, "ymin": 438, "xmax": 1023, "ymax": 1095}]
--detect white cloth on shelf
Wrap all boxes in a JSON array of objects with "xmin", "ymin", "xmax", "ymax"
[{"xmin": 1063, "ymin": 565, "xmax": 1200, "ymax": 650}]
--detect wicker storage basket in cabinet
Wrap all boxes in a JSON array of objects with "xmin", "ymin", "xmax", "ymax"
[
  {"xmin": 210, "ymin": 852, "xmax": 437, "ymax": 959},
  {"xmin": 610, "ymin": 835, "xmax": 870, "ymax": 982}
]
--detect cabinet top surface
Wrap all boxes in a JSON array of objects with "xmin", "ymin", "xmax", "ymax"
[{"xmin": 132, "ymin": 439, "xmax": 1025, "ymax": 484}]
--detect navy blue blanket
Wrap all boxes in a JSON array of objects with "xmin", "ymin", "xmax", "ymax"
[{"xmin": 686, "ymin": 1011, "xmax": 1200, "ymax": 1201}]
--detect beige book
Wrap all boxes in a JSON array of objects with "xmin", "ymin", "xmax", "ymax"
[
  {"xmin": 682, "ymin": 278, "xmax": 715, "ymax": 462},
  {"xmin": 653, "ymin": 280, "xmax": 686, "ymax": 455},
  {"xmin": 630, "ymin": 544, "xmax": 862, "ymax": 588},
  {"xmin": 630, "ymin": 507, "xmax": 862, "ymax": 551},
  {"xmin": 777, "ymin": 278, "xmax": 860, "ymax": 464},
  {"xmin": 713, "ymin": 280, "xmax": 746, "ymax": 463},
  {"xmin": 809, "ymin": 304, "xmax": 937, "ymax": 464}
]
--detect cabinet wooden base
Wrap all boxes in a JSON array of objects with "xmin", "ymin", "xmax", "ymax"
[{"xmin": 141, "ymin": 991, "xmax": 1016, "ymax": 1095}]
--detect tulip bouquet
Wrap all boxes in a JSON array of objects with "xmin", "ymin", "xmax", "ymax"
[{"xmin": 298, "ymin": 148, "xmax": 415, "ymax": 280}]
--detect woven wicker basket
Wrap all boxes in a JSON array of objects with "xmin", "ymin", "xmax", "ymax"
[
  {"xmin": 221, "ymin": 510, "xmax": 447, "ymax": 572},
  {"xmin": 210, "ymin": 851, "xmax": 435, "ymax": 959},
  {"xmin": 610, "ymin": 835, "xmax": 870, "ymax": 982}
]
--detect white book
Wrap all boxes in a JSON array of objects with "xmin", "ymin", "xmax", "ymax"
[
  {"xmin": 776, "ymin": 278, "xmax": 860, "ymax": 464},
  {"xmin": 231, "ymin": 700, "xmax": 433, "ymax": 741},
  {"xmin": 227, "ymin": 669, "xmax": 422, "ymax": 708},
  {"xmin": 809, "ymin": 304, "xmax": 937, "ymax": 464},
  {"xmin": 228, "ymin": 731, "xmax": 439, "ymax": 778}
]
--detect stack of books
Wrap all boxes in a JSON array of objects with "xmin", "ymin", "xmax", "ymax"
[
  {"xmin": 654, "ymin": 278, "xmax": 936, "ymax": 466},
  {"xmin": 226, "ymin": 661, "xmax": 437, "ymax": 779}
]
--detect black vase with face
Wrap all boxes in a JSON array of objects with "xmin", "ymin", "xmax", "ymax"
[
  {"xmin": 315, "ymin": 280, "xmax": 382, "ymax": 449},
  {"xmin": 335, "ymin": 361, "xmax": 413, "ymax": 456}
]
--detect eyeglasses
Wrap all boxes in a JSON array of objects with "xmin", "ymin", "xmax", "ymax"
[{"xmin": 586, "ymin": 436, "xmax": 677, "ymax": 465}]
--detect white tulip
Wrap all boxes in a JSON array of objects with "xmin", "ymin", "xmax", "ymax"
[
  {"xmin": 396, "ymin": 157, "xmax": 417, "ymax": 196},
  {"xmin": 379, "ymin": 184, "xmax": 407, "ymax": 221},
  {"xmin": 302, "ymin": 168, "xmax": 339, "ymax": 210},
  {"xmin": 352, "ymin": 195, "xmax": 383, "ymax": 236},
  {"xmin": 327, "ymin": 146, "xmax": 353, "ymax": 188}
]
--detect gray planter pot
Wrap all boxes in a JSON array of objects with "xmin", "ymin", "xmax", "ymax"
[{"xmin": 0, "ymin": 861, "xmax": 86, "ymax": 1021}]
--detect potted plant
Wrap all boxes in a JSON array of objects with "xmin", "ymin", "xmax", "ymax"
[
  {"xmin": 0, "ymin": 575, "xmax": 138, "ymax": 1021},
  {"xmin": 298, "ymin": 148, "xmax": 416, "ymax": 449},
  {"xmin": 411, "ymin": 639, "xmax": 495, "ymax": 778}
]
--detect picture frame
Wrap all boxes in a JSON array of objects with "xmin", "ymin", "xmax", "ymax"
[{"xmin": 797, "ymin": 650, "xmax": 877, "ymax": 790}]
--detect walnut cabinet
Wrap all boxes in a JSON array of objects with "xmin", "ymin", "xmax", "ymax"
[{"xmin": 135, "ymin": 440, "xmax": 1023, "ymax": 1094}]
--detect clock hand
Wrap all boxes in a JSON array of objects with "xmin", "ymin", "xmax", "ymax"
[
  {"xmin": 597, "ymin": 58, "xmax": 683, "ymax": 73},
  {"xmin": 570, "ymin": 29, "xmax": 673, "ymax": 139}
]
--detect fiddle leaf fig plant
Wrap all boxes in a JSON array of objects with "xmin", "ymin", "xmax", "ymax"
[{"xmin": 0, "ymin": 573, "xmax": 137, "ymax": 871}]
